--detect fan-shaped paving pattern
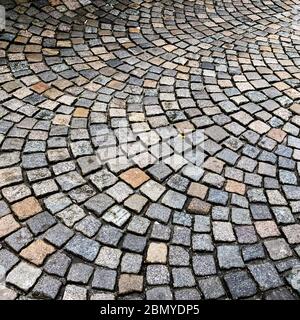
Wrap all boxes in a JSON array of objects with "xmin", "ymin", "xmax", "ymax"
[{"xmin": 0, "ymin": 0, "xmax": 300, "ymax": 300}]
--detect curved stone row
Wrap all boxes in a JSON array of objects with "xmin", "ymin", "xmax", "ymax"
[{"xmin": 0, "ymin": 0, "xmax": 300, "ymax": 300}]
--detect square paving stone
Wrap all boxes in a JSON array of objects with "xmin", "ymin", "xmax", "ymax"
[
  {"xmin": 0, "ymin": 249, "xmax": 19, "ymax": 272},
  {"xmin": 74, "ymin": 215, "xmax": 101, "ymax": 238},
  {"xmin": 147, "ymin": 163, "xmax": 172, "ymax": 181},
  {"xmin": 282, "ymin": 224, "xmax": 300, "ymax": 244},
  {"xmin": 161, "ymin": 190, "xmax": 187, "ymax": 209},
  {"xmin": 208, "ymin": 189, "xmax": 229, "ymax": 205},
  {"xmin": 118, "ymin": 274, "xmax": 144, "ymax": 295},
  {"xmin": 65, "ymin": 234, "xmax": 100, "ymax": 262},
  {"xmin": 121, "ymin": 253, "xmax": 143, "ymax": 274},
  {"xmin": 124, "ymin": 194, "xmax": 148, "ymax": 213},
  {"xmin": 174, "ymin": 289, "xmax": 201, "ymax": 300},
  {"xmin": 84, "ymin": 194, "xmax": 115, "ymax": 217},
  {"xmin": 43, "ymin": 193, "xmax": 72, "ymax": 214},
  {"xmin": 57, "ymin": 204, "xmax": 86, "ymax": 228},
  {"xmin": 242, "ymin": 243, "xmax": 265, "ymax": 262},
  {"xmin": 172, "ymin": 267, "xmax": 196, "ymax": 288},
  {"xmin": 127, "ymin": 216, "xmax": 151, "ymax": 235},
  {"xmin": 27, "ymin": 211, "xmax": 56, "ymax": 235},
  {"xmin": 264, "ymin": 239, "xmax": 293, "ymax": 260},
  {"xmin": 146, "ymin": 203, "xmax": 172, "ymax": 224},
  {"xmin": 67, "ymin": 263, "xmax": 94, "ymax": 284},
  {"xmin": 56, "ymin": 171, "xmax": 85, "ymax": 191},
  {"xmin": 106, "ymin": 182, "xmax": 134, "ymax": 203},
  {"xmin": 102, "ymin": 205, "xmax": 131, "ymax": 228},
  {"xmin": 193, "ymin": 254, "xmax": 216, "ymax": 276},
  {"xmin": 172, "ymin": 226, "xmax": 191, "ymax": 246},
  {"xmin": 213, "ymin": 222, "xmax": 235, "ymax": 242},
  {"xmin": 5, "ymin": 227, "xmax": 33, "ymax": 252},
  {"xmin": 224, "ymin": 271, "xmax": 257, "ymax": 299},
  {"xmin": 198, "ymin": 276, "xmax": 226, "ymax": 299},
  {"xmin": 250, "ymin": 204, "xmax": 272, "ymax": 220},
  {"xmin": 44, "ymin": 252, "xmax": 71, "ymax": 277},
  {"xmin": 95, "ymin": 246, "xmax": 122, "ymax": 269},
  {"xmin": 92, "ymin": 268, "xmax": 117, "ymax": 291},
  {"xmin": 147, "ymin": 265, "xmax": 170, "ymax": 285},
  {"xmin": 169, "ymin": 245, "xmax": 190, "ymax": 266},
  {"xmin": 248, "ymin": 262, "xmax": 283, "ymax": 290},
  {"xmin": 146, "ymin": 287, "xmax": 173, "ymax": 300},
  {"xmin": 44, "ymin": 223, "xmax": 74, "ymax": 248},
  {"xmin": 89, "ymin": 169, "xmax": 118, "ymax": 191},
  {"xmin": 6, "ymin": 262, "xmax": 42, "ymax": 292},
  {"xmin": 217, "ymin": 245, "xmax": 245, "ymax": 269},
  {"xmin": 0, "ymin": 214, "xmax": 21, "ymax": 239},
  {"xmin": 32, "ymin": 275, "xmax": 62, "ymax": 299},
  {"xmin": 235, "ymin": 226, "xmax": 257, "ymax": 244},
  {"xmin": 122, "ymin": 233, "xmax": 147, "ymax": 253},
  {"xmin": 0, "ymin": 167, "xmax": 23, "ymax": 188},
  {"xmin": 97, "ymin": 225, "xmax": 123, "ymax": 247},
  {"xmin": 63, "ymin": 285, "xmax": 87, "ymax": 300},
  {"xmin": 140, "ymin": 180, "xmax": 166, "ymax": 201},
  {"xmin": 11, "ymin": 197, "xmax": 42, "ymax": 220},
  {"xmin": 192, "ymin": 234, "xmax": 214, "ymax": 252},
  {"xmin": 20, "ymin": 239, "xmax": 55, "ymax": 266}
]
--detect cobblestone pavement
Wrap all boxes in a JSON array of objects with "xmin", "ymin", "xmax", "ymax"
[{"xmin": 1, "ymin": 0, "xmax": 300, "ymax": 300}]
